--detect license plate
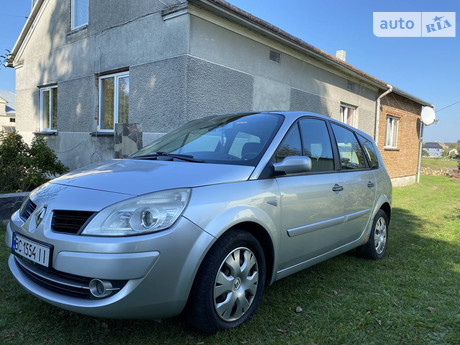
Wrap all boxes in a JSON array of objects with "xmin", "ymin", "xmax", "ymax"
[{"xmin": 12, "ymin": 233, "xmax": 51, "ymax": 267}]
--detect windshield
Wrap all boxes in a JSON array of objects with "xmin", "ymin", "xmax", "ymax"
[{"xmin": 131, "ymin": 113, "xmax": 283, "ymax": 166}]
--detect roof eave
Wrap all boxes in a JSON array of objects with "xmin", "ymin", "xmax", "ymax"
[
  {"xmin": 192, "ymin": 0, "xmax": 433, "ymax": 107},
  {"xmin": 391, "ymin": 86, "xmax": 433, "ymax": 108},
  {"xmin": 5, "ymin": 0, "xmax": 44, "ymax": 68}
]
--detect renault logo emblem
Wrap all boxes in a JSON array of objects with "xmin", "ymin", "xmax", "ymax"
[{"xmin": 35, "ymin": 207, "xmax": 47, "ymax": 227}]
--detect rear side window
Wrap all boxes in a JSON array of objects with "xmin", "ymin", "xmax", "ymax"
[
  {"xmin": 358, "ymin": 134, "xmax": 379, "ymax": 169},
  {"xmin": 331, "ymin": 124, "xmax": 366, "ymax": 170},
  {"xmin": 299, "ymin": 119, "xmax": 334, "ymax": 172}
]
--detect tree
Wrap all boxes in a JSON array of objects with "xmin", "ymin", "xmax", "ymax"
[
  {"xmin": 448, "ymin": 150, "xmax": 458, "ymax": 159},
  {"xmin": 441, "ymin": 148, "xmax": 451, "ymax": 158},
  {"xmin": 0, "ymin": 49, "xmax": 12, "ymax": 68},
  {"xmin": 0, "ymin": 131, "xmax": 68, "ymax": 192}
]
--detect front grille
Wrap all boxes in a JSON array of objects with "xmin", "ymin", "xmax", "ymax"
[
  {"xmin": 19, "ymin": 198, "xmax": 36, "ymax": 221},
  {"xmin": 52, "ymin": 210, "xmax": 95, "ymax": 234},
  {"xmin": 15, "ymin": 256, "xmax": 127, "ymax": 299}
]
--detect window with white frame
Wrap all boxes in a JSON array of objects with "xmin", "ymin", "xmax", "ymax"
[
  {"xmin": 99, "ymin": 72, "xmax": 129, "ymax": 131},
  {"xmin": 340, "ymin": 104, "xmax": 357, "ymax": 127},
  {"xmin": 385, "ymin": 115, "xmax": 399, "ymax": 148},
  {"xmin": 40, "ymin": 86, "xmax": 58, "ymax": 131},
  {"xmin": 71, "ymin": 0, "xmax": 89, "ymax": 30}
]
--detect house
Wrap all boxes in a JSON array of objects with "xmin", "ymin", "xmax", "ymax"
[
  {"xmin": 6, "ymin": 0, "xmax": 433, "ymax": 186},
  {"xmin": 423, "ymin": 142, "xmax": 444, "ymax": 157},
  {"xmin": 0, "ymin": 90, "xmax": 16, "ymax": 133}
]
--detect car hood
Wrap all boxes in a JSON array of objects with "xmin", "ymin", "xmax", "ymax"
[{"xmin": 50, "ymin": 159, "xmax": 255, "ymax": 195}]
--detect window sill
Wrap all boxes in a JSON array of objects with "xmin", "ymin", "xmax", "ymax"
[
  {"xmin": 90, "ymin": 132, "xmax": 114, "ymax": 137},
  {"xmin": 67, "ymin": 25, "xmax": 88, "ymax": 42},
  {"xmin": 33, "ymin": 131, "xmax": 57, "ymax": 136},
  {"xmin": 384, "ymin": 147, "xmax": 400, "ymax": 151},
  {"xmin": 69, "ymin": 24, "xmax": 88, "ymax": 34}
]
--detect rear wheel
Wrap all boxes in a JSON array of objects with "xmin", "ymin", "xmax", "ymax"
[
  {"xmin": 358, "ymin": 209, "xmax": 388, "ymax": 260},
  {"xmin": 186, "ymin": 230, "xmax": 266, "ymax": 333}
]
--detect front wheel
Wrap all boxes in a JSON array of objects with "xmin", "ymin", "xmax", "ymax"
[
  {"xmin": 186, "ymin": 230, "xmax": 266, "ymax": 333},
  {"xmin": 358, "ymin": 209, "xmax": 389, "ymax": 260}
]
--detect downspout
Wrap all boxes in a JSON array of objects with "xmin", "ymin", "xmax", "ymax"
[{"xmin": 374, "ymin": 84, "xmax": 393, "ymax": 145}]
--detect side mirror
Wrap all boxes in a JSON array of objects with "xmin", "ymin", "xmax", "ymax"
[{"xmin": 272, "ymin": 156, "xmax": 312, "ymax": 175}]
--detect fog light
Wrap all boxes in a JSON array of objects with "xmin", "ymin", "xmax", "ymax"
[{"xmin": 89, "ymin": 279, "xmax": 113, "ymax": 298}]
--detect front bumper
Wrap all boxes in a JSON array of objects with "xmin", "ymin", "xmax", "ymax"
[{"xmin": 6, "ymin": 216, "xmax": 215, "ymax": 319}]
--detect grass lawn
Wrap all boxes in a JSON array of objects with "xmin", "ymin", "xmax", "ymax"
[
  {"xmin": 421, "ymin": 157, "xmax": 458, "ymax": 170},
  {"xmin": 1, "ymin": 175, "xmax": 459, "ymax": 344}
]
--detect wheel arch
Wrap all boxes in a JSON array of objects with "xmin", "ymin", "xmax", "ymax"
[
  {"xmin": 226, "ymin": 221, "xmax": 276, "ymax": 286},
  {"xmin": 380, "ymin": 202, "xmax": 391, "ymax": 223}
]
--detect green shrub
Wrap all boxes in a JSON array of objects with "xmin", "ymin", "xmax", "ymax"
[{"xmin": 0, "ymin": 131, "xmax": 69, "ymax": 193}]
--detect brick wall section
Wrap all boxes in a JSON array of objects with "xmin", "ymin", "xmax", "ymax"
[{"xmin": 378, "ymin": 93, "xmax": 422, "ymax": 179}]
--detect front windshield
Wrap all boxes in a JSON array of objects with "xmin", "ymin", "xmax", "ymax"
[{"xmin": 131, "ymin": 113, "xmax": 283, "ymax": 166}]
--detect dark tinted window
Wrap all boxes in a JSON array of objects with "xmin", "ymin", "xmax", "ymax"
[
  {"xmin": 331, "ymin": 124, "xmax": 366, "ymax": 170},
  {"xmin": 299, "ymin": 119, "xmax": 334, "ymax": 172},
  {"xmin": 275, "ymin": 125, "xmax": 302, "ymax": 163},
  {"xmin": 358, "ymin": 134, "xmax": 379, "ymax": 169}
]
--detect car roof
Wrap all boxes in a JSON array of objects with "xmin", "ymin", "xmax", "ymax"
[{"xmin": 222, "ymin": 111, "xmax": 376, "ymax": 143}]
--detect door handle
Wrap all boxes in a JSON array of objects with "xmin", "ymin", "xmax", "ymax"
[
  {"xmin": 332, "ymin": 184, "xmax": 344, "ymax": 192},
  {"xmin": 367, "ymin": 181, "xmax": 375, "ymax": 188}
]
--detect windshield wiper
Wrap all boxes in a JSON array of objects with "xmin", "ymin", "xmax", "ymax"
[{"xmin": 131, "ymin": 152, "xmax": 204, "ymax": 163}]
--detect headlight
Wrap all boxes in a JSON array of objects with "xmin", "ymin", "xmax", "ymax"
[{"xmin": 81, "ymin": 188, "xmax": 191, "ymax": 236}]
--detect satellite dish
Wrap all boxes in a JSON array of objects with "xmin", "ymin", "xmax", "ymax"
[{"xmin": 421, "ymin": 107, "xmax": 436, "ymax": 126}]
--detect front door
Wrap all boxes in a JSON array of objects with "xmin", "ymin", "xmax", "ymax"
[{"xmin": 276, "ymin": 118, "xmax": 346, "ymax": 270}]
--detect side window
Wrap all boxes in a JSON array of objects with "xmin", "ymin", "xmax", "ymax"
[
  {"xmin": 71, "ymin": 0, "xmax": 89, "ymax": 30},
  {"xmin": 275, "ymin": 125, "xmax": 302, "ymax": 163},
  {"xmin": 385, "ymin": 115, "xmax": 399, "ymax": 148},
  {"xmin": 299, "ymin": 119, "xmax": 334, "ymax": 172},
  {"xmin": 340, "ymin": 104, "xmax": 357, "ymax": 127},
  {"xmin": 358, "ymin": 134, "xmax": 379, "ymax": 169},
  {"xmin": 40, "ymin": 85, "xmax": 58, "ymax": 131},
  {"xmin": 99, "ymin": 72, "xmax": 129, "ymax": 131},
  {"xmin": 331, "ymin": 124, "xmax": 366, "ymax": 170}
]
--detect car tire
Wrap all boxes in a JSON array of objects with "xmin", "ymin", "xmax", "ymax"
[
  {"xmin": 186, "ymin": 229, "xmax": 266, "ymax": 333},
  {"xmin": 358, "ymin": 209, "xmax": 389, "ymax": 260}
]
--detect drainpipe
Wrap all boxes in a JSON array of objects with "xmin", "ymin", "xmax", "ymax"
[{"xmin": 374, "ymin": 84, "xmax": 393, "ymax": 145}]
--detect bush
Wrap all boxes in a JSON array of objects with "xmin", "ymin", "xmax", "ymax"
[{"xmin": 0, "ymin": 131, "xmax": 68, "ymax": 193}]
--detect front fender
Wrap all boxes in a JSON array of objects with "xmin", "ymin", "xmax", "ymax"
[
  {"xmin": 183, "ymin": 180, "xmax": 281, "ymax": 279},
  {"xmin": 192, "ymin": 205, "xmax": 279, "ymax": 241},
  {"xmin": 184, "ymin": 180, "xmax": 280, "ymax": 238}
]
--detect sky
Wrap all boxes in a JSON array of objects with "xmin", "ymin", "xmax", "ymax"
[{"xmin": 0, "ymin": 0, "xmax": 459, "ymax": 142}]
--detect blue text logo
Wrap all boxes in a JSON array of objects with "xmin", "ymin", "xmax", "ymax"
[{"xmin": 373, "ymin": 12, "xmax": 456, "ymax": 37}]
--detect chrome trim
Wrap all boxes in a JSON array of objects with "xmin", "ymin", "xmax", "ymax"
[
  {"xmin": 345, "ymin": 209, "xmax": 371, "ymax": 222},
  {"xmin": 287, "ymin": 209, "xmax": 371, "ymax": 237},
  {"xmin": 287, "ymin": 215, "xmax": 345, "ymax": 237}
]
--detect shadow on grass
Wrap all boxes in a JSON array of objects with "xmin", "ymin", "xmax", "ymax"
[{"xmin": 1, "ymin": 205, "xmax": 459, "ymax": 345}]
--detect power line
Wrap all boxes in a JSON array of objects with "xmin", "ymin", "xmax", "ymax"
[
  {"xmin": 0, "ymin": 13, "xmax": 28, "ymax": 19},
  {"xmin": 437, "ymin": 100, "xmax": 460, "ymax": 112}
]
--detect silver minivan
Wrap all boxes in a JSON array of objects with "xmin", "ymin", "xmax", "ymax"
[{"xmin": 6, "ymin": 112, "xmax": 391, "ymax": 333}]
